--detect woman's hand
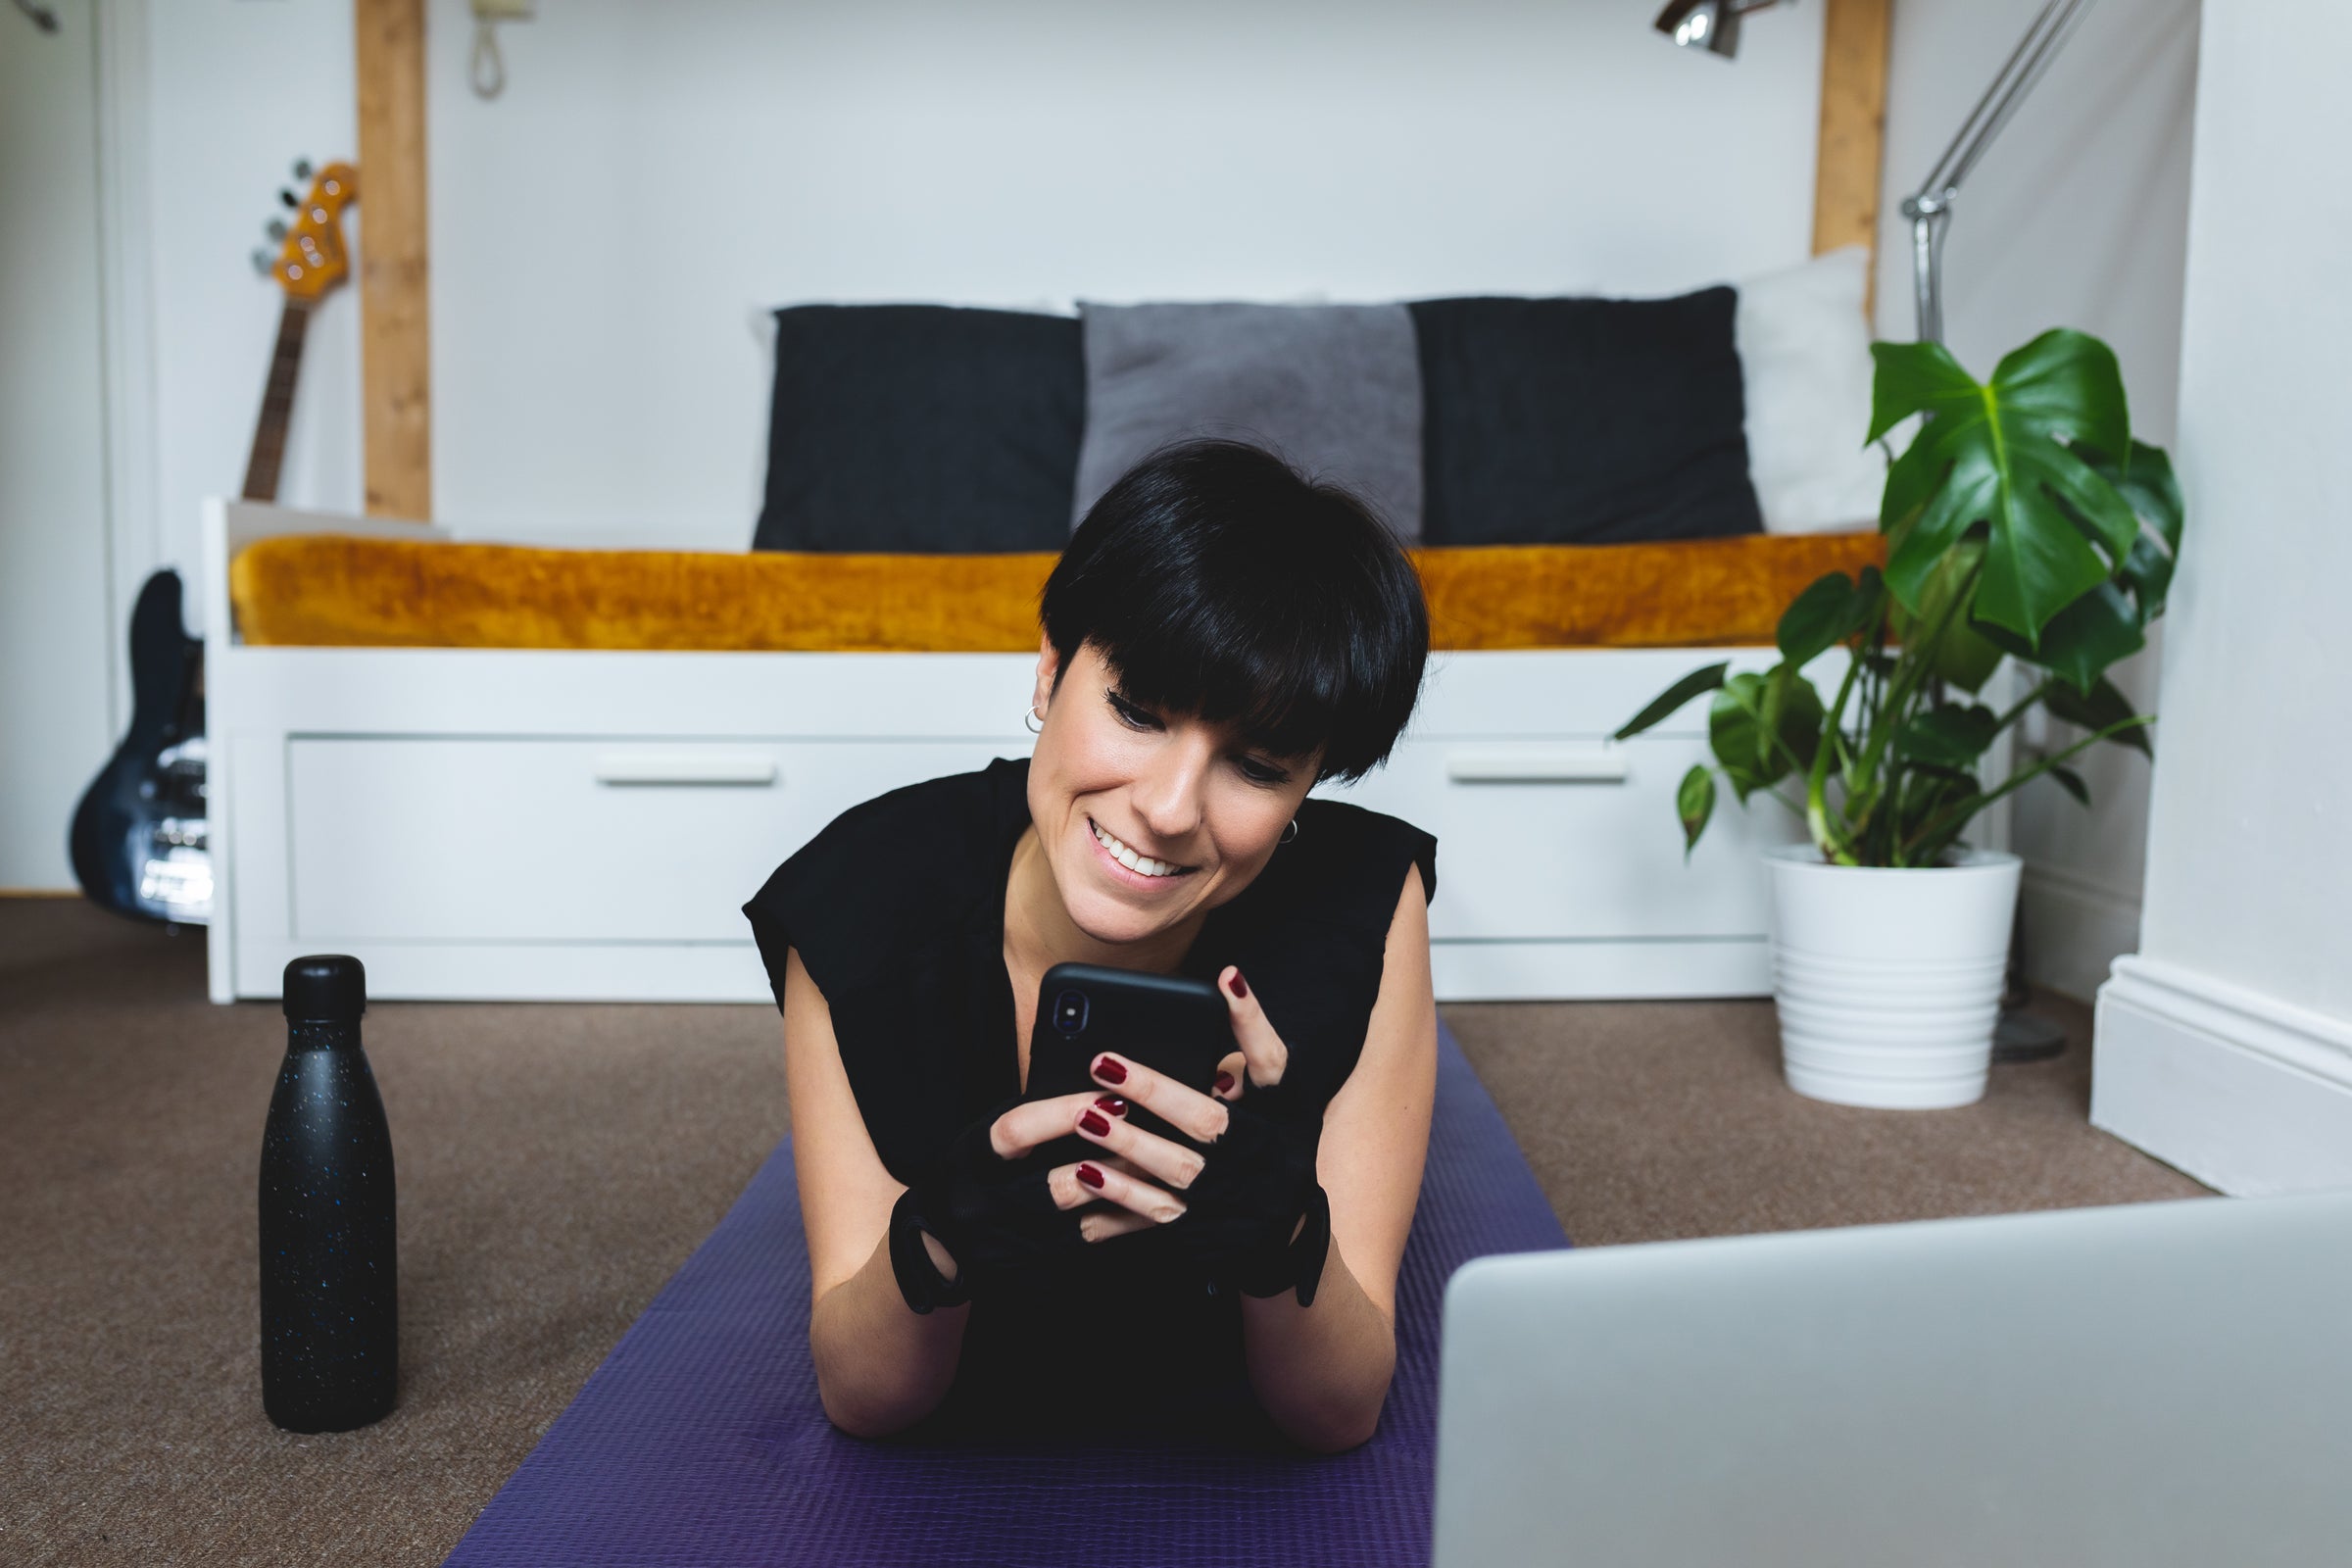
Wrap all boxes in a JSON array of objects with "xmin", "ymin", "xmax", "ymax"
[
  {"xmin": 1073, "ymin": 966, "xmax": 1332, "ymax": 1303},
  {"xmin": 985, "ymin": 1092, "xmax": 1192, "ymax": 1240},
  {"xmin": 893, "ymin": 1090, "xmax": 1192, "ymax": 1309}
]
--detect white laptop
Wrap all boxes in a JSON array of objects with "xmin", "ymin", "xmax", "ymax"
[{"xmin": 1433, "ymin": 1192, "xmax": 2352, "ymax": 1568}]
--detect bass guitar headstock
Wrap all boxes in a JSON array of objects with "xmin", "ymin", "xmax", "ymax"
[{"xmin": 251, "ymin": 158, "xmax": 359, "ymax": 303}]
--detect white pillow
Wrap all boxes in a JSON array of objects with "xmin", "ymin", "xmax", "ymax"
[{"xmin": 1736, "ymin": 246, "xmax": 1887, "ymax": 534}]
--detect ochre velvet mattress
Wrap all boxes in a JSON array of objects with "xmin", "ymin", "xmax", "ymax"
[{"xmin": 229, "ymin": 530, "xmax": 1885, "ymax": 653}]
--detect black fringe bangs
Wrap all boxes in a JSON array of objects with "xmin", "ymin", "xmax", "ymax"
[{"xmin": 1041, "ymin": 440, "xmax": 1428, "ymax": 782}]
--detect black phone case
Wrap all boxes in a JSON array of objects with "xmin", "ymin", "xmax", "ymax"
[{"xmin": 1024, "ymin": 962, "xmax": 1234, "ymax": 1106}]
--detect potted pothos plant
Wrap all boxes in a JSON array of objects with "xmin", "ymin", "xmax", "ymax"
[{"xmin": 1618, "ymin": 328, "xmax": 2182, "ymax": 1108}]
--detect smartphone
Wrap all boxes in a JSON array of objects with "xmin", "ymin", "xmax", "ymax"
[{"xmin": 1024, "ymin": 962, "xmax": 1234, "ymax": 1105}]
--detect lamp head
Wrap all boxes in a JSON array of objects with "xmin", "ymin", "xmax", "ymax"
[{"xmin": 1654, "ymin": 0, "xmax": 1790, "ymax": 61}]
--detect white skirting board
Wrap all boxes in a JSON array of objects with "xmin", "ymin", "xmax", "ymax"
[{"xmin": 2093, "ymin": 956, "xmax": 2352, "ymax": 1195}]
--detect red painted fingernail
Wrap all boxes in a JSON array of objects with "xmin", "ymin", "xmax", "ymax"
[
  {"xmin": 1080, "ymin": 1109, "xmax": 1111, "ymax": 1137},
  {"xmin": 1215, "ymin": 1071, "xmax": 1236, "ymax": 1094},
  {"xmin": 1096, "ymin": 1095, "xmax": 1128, "ymax": 1117},
  {"xmin": 1093, "ymin": 1055, "xmax": 1127, "ymax": 1084},
  {"xmin": 1227, "ymin": 971, "xmax": 1249, "ymax": 999},
  {"xmin": 1076, "ymin": 1162, "xmax": 1105, "ymax": 1190}
]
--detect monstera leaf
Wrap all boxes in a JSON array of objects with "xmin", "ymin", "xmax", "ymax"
[
  {"xmin": 1775, "ymin": 568, "xmax": 1883, "ymax": 671},
  {"xmin": 1893, "ymin": 704, "xmax": 2000, "ymax": 770},
  {"xmin": 1963, "ymin": 439, "xmax": 2184, "ymax": 695},
  {"xmin": 1709, "ymin": 668, "xmax": 1822, "ymax": 801},
  {"xmin": 1889, "ymin": 540, "xmax": 2005, "ymax": 693},
  {"xmin": 2094, "ymin": 440, "xmax": 2185, "ymax": 613},
  {"xmin": 1870, "ymin": 330, "xmax": 2139, "ymax": 645}
]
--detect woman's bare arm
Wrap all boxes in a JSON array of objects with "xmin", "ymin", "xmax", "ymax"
[
  {"xmin": 782, "ymin": 945, "xmax": 970, "ymax": 1436},
  {"xmin": 1238, "ymin": 867, "xmax": 1437, "ymax": 1450}
]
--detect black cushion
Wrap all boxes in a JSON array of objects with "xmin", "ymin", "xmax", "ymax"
[
  {"xmin": 754, "ymin": 305, "xmax": 1085, "ymax": 553},
  {"xmin": 1409, "ymin": 287, "xmax": 1762, "ymax": 546}
]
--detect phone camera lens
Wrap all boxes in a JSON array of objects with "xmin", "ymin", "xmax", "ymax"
[{"xmin": 1053, "ymin": 990, "xmax": 1089, "ymax": 1035}]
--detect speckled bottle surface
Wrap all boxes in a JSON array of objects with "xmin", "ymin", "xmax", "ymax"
[{"xmin": 260, "ymin": 955, "xmax": 397, "ymax": 1433}]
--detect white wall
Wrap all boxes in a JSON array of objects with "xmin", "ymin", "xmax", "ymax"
[
  {"xmin": 426, "ymin": 0, "xmax": 1826, "ymax": 550},
  {"xmin": 1876, "ymin": 0, "xmax": 2200, "ymax": 1001},
  {"xmin": 2091, "ymin": 0, "xmax": 2352, "ymax": 1194},
  {"xmin": 2143, "ymin": 6, "xmax": 2350, "ymax": 1012},
  {"xmin": 0, "ymin": 0, "xmax": 361, "ymax": 888},
  {"xmin": 144, "ymin": 0, "xmax": 362, "ymax": 600},
  {"xmin": 0, "ymin": 0, "xmax": 116, "ymax": 890},
  {"xmin": 129, "ymin": 0, "xmax": 1830, "ymax": 578}
]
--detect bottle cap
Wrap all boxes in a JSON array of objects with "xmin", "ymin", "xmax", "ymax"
[{"xmin": 283, "ymin": 955, "xmax": 368, "ymax": 1021}]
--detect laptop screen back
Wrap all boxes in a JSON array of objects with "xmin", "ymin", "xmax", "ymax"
[{"xmin": 1434, "ymin": 1193, "xmax": 2352, "ymax": 1568}]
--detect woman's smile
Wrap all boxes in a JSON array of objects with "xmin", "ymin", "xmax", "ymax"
[{"xmin": 1086, "ymin": 814, "xmax": 1200, "ymax": 886}]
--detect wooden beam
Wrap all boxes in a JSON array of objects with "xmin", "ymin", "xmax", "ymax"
[
  {"xmin": 355, "ymin": 0, "xmax": 431, "ymax": 519},
  {"xmin": 1813, "ymin": 0, "xmax": 1892, "ymax": 307}
]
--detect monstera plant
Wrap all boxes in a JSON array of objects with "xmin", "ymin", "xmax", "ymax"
[{"xmin": 1618, "ymin": 328, "xmax": 2182, "ymax": 868}]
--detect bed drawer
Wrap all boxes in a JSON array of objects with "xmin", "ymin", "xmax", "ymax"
[
  {"xmin": 287, "ymin": 738, "xmax": 1021, "ymax": 944},
  {"xmin": 1329, "ymin": 736, "xmax": 1804, "ymax": 940}
]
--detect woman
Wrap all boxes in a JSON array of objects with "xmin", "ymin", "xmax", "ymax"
[{"xmin": 744, "ymin": 439, "xmax": 1436, "ymax": 1452}]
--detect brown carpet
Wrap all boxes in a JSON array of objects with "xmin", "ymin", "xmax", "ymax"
[{"xmin": 0, "ymin": 899, "xmax": 2205, "ymax": 1566}]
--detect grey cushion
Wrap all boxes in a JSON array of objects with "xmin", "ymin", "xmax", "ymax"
[{"xmin": 1073, "ymin": 302, "xmax": 1424, "ymax": 541}]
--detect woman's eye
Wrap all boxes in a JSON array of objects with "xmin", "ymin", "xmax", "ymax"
[
  {"xmin": 1103, "ymin": 688, "xmax": 1287, "ymax": 781},
  {"xmin": 1105, "ymin": 691, "xmax": 1160, "ymax": 732}
]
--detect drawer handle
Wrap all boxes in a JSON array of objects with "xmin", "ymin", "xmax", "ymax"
[
  {"xmin": 1446, "ymin": 748, "xmax": 1628, "ymax": 784},
  {"xmin": 593, "ymin": 751, "xmax": 778, "ymax": 787}
]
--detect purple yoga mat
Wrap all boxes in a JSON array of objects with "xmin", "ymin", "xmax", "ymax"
[{"xmin": 443, "ymin": 1024, "xmax": 1567, "ymax": 1567}]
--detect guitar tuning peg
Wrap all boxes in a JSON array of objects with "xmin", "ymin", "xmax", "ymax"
[
  {"xmin": 292, "ymin": 158, "xmax": 314, "ymax": 179},
  {"xmin": 279, "ymin": 188, "xmax": 298, "ymax": 209},
  {"xmin": 253, "ymin": 248, "xmax": 275, "ymax": 276},
  {"xmin": 266, "ymin": 219, "xmax": 288, "ymax": 240}
]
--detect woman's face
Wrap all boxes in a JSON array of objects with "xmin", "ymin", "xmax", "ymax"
[{"xmin": 1026, "ymin": 638, "xmax": 1319, "ymax": 947}]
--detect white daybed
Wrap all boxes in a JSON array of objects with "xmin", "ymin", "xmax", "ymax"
[{"xmin": 197, "ymin": 499, "xmax": 1894, "ymax": 1005}]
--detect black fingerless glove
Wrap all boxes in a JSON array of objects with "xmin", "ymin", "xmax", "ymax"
[
  {"xmin": 1165, "ymin": 1094, "xmax": 1333, "ymax": 1307},
  {"xmin": 888, "ymin": 1102, "xmax": 1083, "ymax": 1313}
]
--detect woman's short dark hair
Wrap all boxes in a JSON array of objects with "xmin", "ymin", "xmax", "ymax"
[{"xmin": 1041, "ymin": 439, "xmax": 1428, "ymax": 782}]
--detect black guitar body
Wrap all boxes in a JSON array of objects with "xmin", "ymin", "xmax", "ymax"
[{"xmin": 70, "ymin": 568, "xmax": 212, "ymax": 924}]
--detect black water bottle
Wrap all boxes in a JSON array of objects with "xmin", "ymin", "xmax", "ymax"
[{"xmin": 260, "ymin": 955, "xmax": 398, "ymax": 1432}]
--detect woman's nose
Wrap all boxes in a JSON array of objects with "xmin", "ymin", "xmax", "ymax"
[{"xmin": 1130, "ymin": 741, "xmax": 1210, "ymax": 845}]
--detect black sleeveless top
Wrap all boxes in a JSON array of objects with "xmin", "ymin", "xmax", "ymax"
[{"xmin": 743, "ymin": 757, "xmax": 1436, "ymax": 1442}]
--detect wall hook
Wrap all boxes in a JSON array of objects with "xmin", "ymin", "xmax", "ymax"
[{"xmin": 469, "ymin": 0, "xmax": 535, "ymax": 101}]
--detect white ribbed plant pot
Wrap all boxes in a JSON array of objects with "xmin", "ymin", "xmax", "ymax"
[{"xmin": 1764, "ymin": 845, "xmax": 2022, "ymax": 1109}]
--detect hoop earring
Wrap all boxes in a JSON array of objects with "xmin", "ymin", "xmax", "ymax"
[
  {"xmin": 1022, "ymin": 704, "xmax": 1045, "ymax": 735},
  {"xmin": 1279, "ymin": 818, "xmax": 1298, "ymax": 846}
]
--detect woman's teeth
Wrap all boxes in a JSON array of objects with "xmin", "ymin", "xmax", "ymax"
[{"xmin": 1091, "ymin": 819, "xmax": 1187, "ymax": 879}]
